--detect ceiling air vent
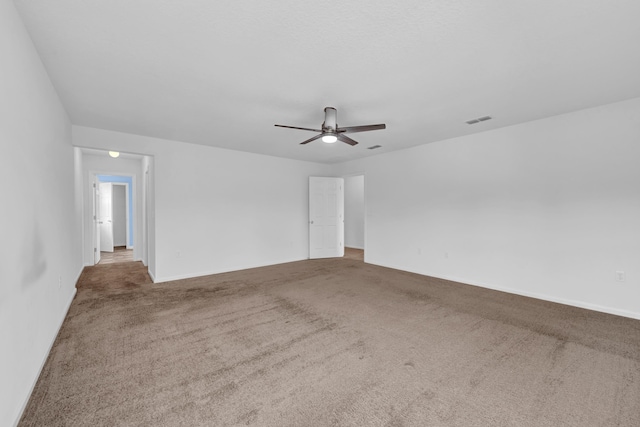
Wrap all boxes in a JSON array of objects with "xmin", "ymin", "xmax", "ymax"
[
  {"xmin": 466, "ymin": 115, "xmax": 492, "ymax": 125},
  {"xmin": 368, "ymin": 145, "xmax": 382, "ymax": 150}
]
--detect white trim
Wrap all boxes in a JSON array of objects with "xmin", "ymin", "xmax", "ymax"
[
  {"xmin": 91, "ymin": 173, "xmax": 100, "ymax": 265},
  {"xmin": 13, "ymin": 277, "xmax": 79, "ymax": 427},
  {"xmin": 147, "ymin": 268, "xmax": 156, "ymax": 283},
  {"xmin": 345, "ymin": 245, "xmax": 364, "ymax": 250},
  {"xmin": 370, "ymin": 261, "xmax": 640, "ymax": 321}
]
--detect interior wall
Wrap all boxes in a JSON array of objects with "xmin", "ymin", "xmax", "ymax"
[
  {"xmin": 333, "ymin": 97, "xmax": 640, "ymax": 319},
  {"xmin": 0, "ymin": 2, "xmax": 82, "ymax": 426},
  {"xmin": 81, "ymin": 154, "xmax": 143, "ymax": 265},
  {"xmin": 73, "ymin": 126, "xmax": 331, "ymax": 282},
  {"xmin": 344, "ymin": 175, "xmax": 365, "ymax": 249}
]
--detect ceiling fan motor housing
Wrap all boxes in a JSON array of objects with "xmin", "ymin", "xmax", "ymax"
[{"xmin": 323, "ymin": 107, "xmax": 337, "ymax": 133}]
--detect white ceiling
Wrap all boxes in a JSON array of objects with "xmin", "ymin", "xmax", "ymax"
[{"xmin": 15, "ymin": 0, "xmax": 640, "ymax": 164}]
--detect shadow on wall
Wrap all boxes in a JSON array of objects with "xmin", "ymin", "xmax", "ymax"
[{"xmin": 22, "ymin": 219, "xmax": 46, "ymax": 288}]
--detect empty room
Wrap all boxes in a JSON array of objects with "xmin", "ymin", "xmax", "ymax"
[{"xmin": 2, "ymin": 1, "xmax": 640, "ymax": 426}]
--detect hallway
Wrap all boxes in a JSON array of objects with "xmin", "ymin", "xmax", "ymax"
[{"xmin": 98, "ymin": 246, "xmax": 133, "ymax": 264}]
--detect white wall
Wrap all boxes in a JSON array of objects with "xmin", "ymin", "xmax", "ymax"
[
  {"xmin": 344, "ymin": 175, "xmax": 365, "ymax": 249},
  {"xmin": 81, "ymin": 154, "xmax": 144, "ymax": 265},
  {"xmin": 0, "ymin": 2, "xmax": 82, "ymax": 426},
  {"xmin": 334, "ymin": 97, "xmax": 640, "ymax": 319},
  {"xmin": 74, "ymin": 126, "xmax": 331, "ymax": 282}
]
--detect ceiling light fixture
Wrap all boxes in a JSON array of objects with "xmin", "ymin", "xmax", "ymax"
[
  {"xmin": 109, "ymin": 151, "xmax": 120, "ymax": 158},
  {"xmin": 322, "ymin": 134, "xmax": 337, "ymax": 143}
]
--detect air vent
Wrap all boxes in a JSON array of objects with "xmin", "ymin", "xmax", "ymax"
[
  {"xmin": 466, "ymin": 115, "xmax": 492, "ymax": 125},
  {"xmin": 368, "ymin": 145, "xmax": 382, "ymax": 150}
]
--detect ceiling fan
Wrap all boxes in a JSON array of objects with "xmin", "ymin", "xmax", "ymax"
[{"xmin": 275, "ymin": 107, "xmax": 386, "ymax": 146}]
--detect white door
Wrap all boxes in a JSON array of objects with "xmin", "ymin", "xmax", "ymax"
[
  {"xmin": 93, "ymin": 179, "xmax": 101, "ymax": 264},
  {"xmin": 99, "ymin": 182, "xmax": 114, "ymax": 253},
  {"xmin": 309, "ymin": 177, "xmax": 344, "ymax": 259}
]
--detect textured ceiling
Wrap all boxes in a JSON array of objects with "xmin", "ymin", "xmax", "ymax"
[{"xmin": 14, "ymin": 0, "xmax": 640, "ymax": 164}]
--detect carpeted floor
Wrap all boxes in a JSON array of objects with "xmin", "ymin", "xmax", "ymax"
[
  {"xmin": 20, "ymin": 256, "xmax": 640, "ymax": 426},
  {"xmin": 344, "ymin": 247, "xmax": 364, "ymax": 261}
]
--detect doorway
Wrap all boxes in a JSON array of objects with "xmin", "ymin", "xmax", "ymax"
[
  {"xmin": 96, "ymin": 174, "xmax": 134, "ymax": 264},
  {"xmin": 80, "ymin": 148, "xmax": 154, "ymax": 277},
  {"xmin": 344, "ymin": 174, "xmax": 365, "ymax": 261}
]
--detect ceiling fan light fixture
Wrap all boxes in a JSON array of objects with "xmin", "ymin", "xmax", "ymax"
[
  {"xmin": 109, "ymin": 151, "xmax": 120, "ymax": 158},
  {"xmin": 275, "ymin": 107, "xmax": 386, "ymax": 146},
  {"xmin": 322, "ymin": 134, "xmax": 337, "ymax": 143}
]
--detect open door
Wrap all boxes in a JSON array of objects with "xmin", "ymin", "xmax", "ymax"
[
  {"xmin": 309, "ymin": 177, "xmax": 344, "ymax": 259},
  {"xmin": 99, "ymin": 182, "xmax": 114, "ymax": 253}
]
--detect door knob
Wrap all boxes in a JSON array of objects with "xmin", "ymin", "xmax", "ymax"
[{"xmin": 310, "ymin": 220, "xmax": 314, "ymax": 224}]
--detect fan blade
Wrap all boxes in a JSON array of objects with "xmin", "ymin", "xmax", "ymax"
[
  {"xmin": 299, "ymin": 133, "xmax": 324, "ymax": 145},
  {"xmin": 337, "ymin": 134, "xmax": 359, "ymax": 146},
  {"xmin": 275, "ymin": 124, "xmax": 322, "ymax": 132},
  {"xmin": 337, "ymin": 124, "xmax": 386, "ymax": 134}
]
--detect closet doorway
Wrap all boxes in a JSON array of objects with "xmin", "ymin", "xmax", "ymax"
[{"xmin": 344, "ymin": 174, "xmax": 364, "ymax": 262}]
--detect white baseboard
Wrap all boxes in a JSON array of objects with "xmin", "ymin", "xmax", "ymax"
[
  {"xmin": 345, "ymin": 245, "xmax": 364, "ymax": 250},
  {"xmin": 371, "ymin": 261, "xmax": 640, "ymax": 321},
  {"xmin": 147, "ymin": 268, "xmax": 156, "ymax": 283},
  {"xmin": 13, "ymin": 281, "xmax": 78, "ymax": 427}
]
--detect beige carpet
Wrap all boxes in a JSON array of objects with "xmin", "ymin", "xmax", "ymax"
[{"xmin": 20, "ymin": 257, "xmax": 640, "ymax": 426}]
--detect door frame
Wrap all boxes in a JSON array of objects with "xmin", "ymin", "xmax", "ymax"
[
  {"xmin": 89, "ymin": 171, "xmax": 137, "ymax": 265},
  {"xmin": 79, "ymin": 149, "xmax": 155, "ymax": 278},
  {"xmin": 92, "ymin": 174, "xmax": 101, "ymax": 264}
]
